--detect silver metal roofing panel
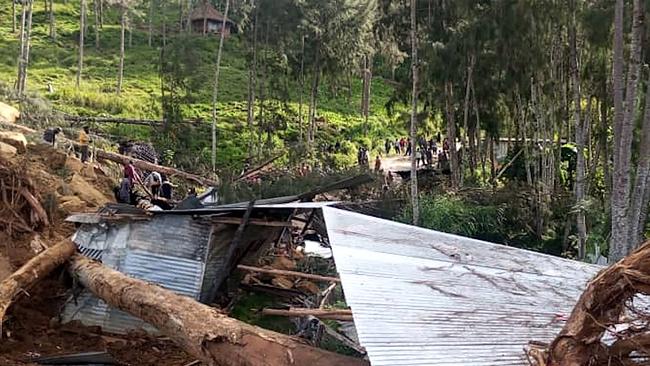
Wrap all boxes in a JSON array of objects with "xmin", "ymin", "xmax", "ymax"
[
  {"xmin": 322, "ymin": 207, "xmax": 601, "ymax": 366},
  {"xmin": 127, "ymin": 215, "xmax": 211, "ymax": 261},
  {"xmin": 123, "ymin": 250, "xmax": 204, "ymax": 300}
]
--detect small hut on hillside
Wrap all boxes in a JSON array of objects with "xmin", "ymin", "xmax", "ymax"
[{"xmin": 189, "ymin": 1, "xmax": 236, "ymax": 37}]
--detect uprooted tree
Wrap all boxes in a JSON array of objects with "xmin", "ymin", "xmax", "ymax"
[{"xmin": 528, "ymin": 240, "xmax": 650, "ymax": 366}]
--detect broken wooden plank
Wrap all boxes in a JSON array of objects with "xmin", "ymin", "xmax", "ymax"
[
  {"xmin": 68, "ymin": 255, "xmax": 368, "ymax": 366},
  {"xmin": 237, "ymin": 265, "xmax": 340, "ymax": 283},
  {"xmin": 211, "ymin": 217, "xmax": 293, "ymax": 227}
]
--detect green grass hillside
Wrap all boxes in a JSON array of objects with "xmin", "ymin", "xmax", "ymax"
[{"xmin": 0, "ymin": 0, "xmax": 406, "ymax": 173}]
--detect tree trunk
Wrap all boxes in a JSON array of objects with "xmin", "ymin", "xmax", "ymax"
[
  {"xmin": 16, "ymin": 1, "xmax": 33, "ymax": 96},
  {"xmin": 628, "ymin": 85, "xmax": 650, "ymax": 246},
  {"xmin": 298, "ymin": 34, "xmax": 305, "ymax": 143},
  {"xmin": 16, "ymin": 2, "xmax": 27, "ymax": 94},
  {"xmin": 445, "ymin": 82, "xmax": 460, "ymax": 188},
  {"xmin": 93, "ymin": 147, "xmax": 220, "ymax": 186},
  {"xmin": 162, "ymin": 21, "xmax": 166, "ymax": 47},
  {"xmin": 0, "ymin": 239, "xmax": 76, "ymax": 336},
  {"xmin": 99, "ymin": 0, "xmax": 103, "ymax": 28},
  {"xmin": 186, "ymin": 0, "xmax": 192, "ymax": 33},
  {"xmin": 12, "ymin": 1, "xmax": 16, "ymax": 33},
  {"xmin": 93, "ymin": 0, "xmax": 99, "ymax": 49},
  {"xmin": 610, "ymin": 0, "xmax": 645, "ymax": 261},
  {"xmin": 307, "ymin": 39, "xmax": 321, "ymax": 145},
  {"xmin": 211, "ymin": 0, "xmax": 230, "ymax": 173},
  {"xmin": 68, "ymin": 255, "xmax": 369, "ymax": 366},
  {"xmin": 462, "ymin": 54, "xmax": 475, "ymax": 181},
  {"xmin": 246, "ymin": 1, "xmax": 258, "ymax": 153},
  {"xmin": 409, "ymin": 0, "xmax": 419, "ymax": 225},
  {"xmin": 148, "ymin": 0, "xmax": 154, "ymax": 47},
  {"xmin": 116, "ymin": 7, "xmax": 126, "ymax": 94},
  {"xmin": 570, "ymin": 4, "xmax": 587, "ymax": 259},
  {"xmin": 76, "ymin": 0, "xmax": 86, "ymax": 88},
  {"xmin": 49, "ymin": 0, "xmax": 56, "ymax": 40},
  {"xmin": 361, "ymin": 55, "xmax": 372, "ymax": 137}
]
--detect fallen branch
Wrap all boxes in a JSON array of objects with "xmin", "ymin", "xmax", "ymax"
[
  {"xmin": 262, "ymin": 308, "xmax": 353, "ymax": 321},
  {"xmin": 237, "ymin": 265, "xmax": 341, "ymax": 283},
  {"xmin": 0, "ymin": 239, "xmax": 76, "ymax": 336},
  {"xmin": 68, "ymin": 255, "xmax": 368, "ymax": 366}
]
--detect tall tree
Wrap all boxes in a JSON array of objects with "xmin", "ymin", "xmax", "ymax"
[
  {"xmin": 117, "ymin": 5, "xmax": 126, "ymax": 94},
  {"xmin": 12, "ymin": 0, "xmax": 17, "ymax": 33},
  {"xmin": 211, "ymin": 0, "xmax": 230, "ymax": 173},
  {"xmin": 148, "ymin": 0, "xmax": 154, "ymax": 47},
  {"xmin": 609, "ymin": 0, "xmax": 646, "ymax": 261},
  {"xmin": 409, "ymin": 0, "xmax": 418, "ymax": 224},
  {"xmin": 570, "ymin": 0, "xmax": 587, "ymax": 259},
  {"xmin": 16, "ymin": 0, "xmax": 33, "ymax": 96},
  {"xmin": 76, "ymin": 0, "xmax": 86, "ymax": 88},
  {"xmin": 94, "ymin": 0, "xmax": 100, "ymax": 48},
  {"xmin": 48, "ymin": 0, "xmax": 55, "ymax": 40}
]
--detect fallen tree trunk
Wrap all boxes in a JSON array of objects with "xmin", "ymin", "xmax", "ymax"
[
  {"xmin": 237, "ymin": 265, "xmax": 341, "ymax": 283},
  {"xmin": 0, "ymin": 239, "xmax": 76, "ymax": 335},
  {"xmin": 93, "ymin": 149, "xmax": 219, "ymax": 187},
  {"xmin": 68, "ymin": 255, "xmax": 368, "ymax": 366}
]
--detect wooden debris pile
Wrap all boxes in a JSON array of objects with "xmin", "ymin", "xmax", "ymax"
[
  {"xmin": 527, "ymin": 240, "xmax": 650, "ymax": 366},
  {"xmin": 0, "ymin": 158, "xmax": 49, "ymax": 235}
]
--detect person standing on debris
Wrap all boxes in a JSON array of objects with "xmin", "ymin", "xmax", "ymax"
[
  {"xmin": 43, "ymin": 127, "xmax": 62, "ymax": 147},
  {"xmin": 160, "ymin": 174, "xmax": 175, "ymax": 200},
  {"xmin": 123, "ymin": 160, "xmax": 142, "ymax": 189},
  {"xmin": 374, "ymin": 155, "xmax": 382, "ymax": 172},
  {"xmin": 144, "ymin": 171, "xmax": 162, "ymax": 198},
  {"xmin": 78, "ymin": 126, "xmax": 91, "ymax": 163}
]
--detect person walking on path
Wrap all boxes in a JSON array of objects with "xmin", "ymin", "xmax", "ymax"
[
  {"xmin": 78, "ymin": 126, "xmax": 91, "ymax": 163},
  {"xmin": 415, "ymin": 148, "xmax": 422, "ymax": 168},
  {"xmin": 374, "ymin": 155, "xmax": 382, "ymax": 172},
  {"xmin": 405, "ymin": 139, "xmax": 412, "ymax": 156},
  {"xmin": 385, "ymin": 139, "xmax": 391, "ymax": 155},
  {"xmin": 394, "ymin": 139, "xmax": 400, "ymax": 155}
]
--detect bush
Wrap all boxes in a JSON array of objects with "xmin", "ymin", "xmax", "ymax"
[{"xmin": 400, "ymin": 194, "xmax": 506, "ymax": 243}]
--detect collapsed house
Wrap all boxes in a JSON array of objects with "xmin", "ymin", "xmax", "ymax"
[{"xmin": 62, "ymin": 200, "xmax": 602, "ymax": 365}]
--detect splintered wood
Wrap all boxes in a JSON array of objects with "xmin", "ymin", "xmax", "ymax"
[{"xmin": 528, "ymin": 241, "xmax": 650, "ymax": 366}]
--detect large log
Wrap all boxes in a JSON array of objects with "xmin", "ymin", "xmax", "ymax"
[
  {"xmin": 93, "ymin": 149, "xmax": 219, "ymax": 187},
  {"xmin": 68, "ymin": 255, "xmax": 369, "ymax": 366},
  {"xmin": 0, "ymin": 239, "xmax": 76, "ymax": 335}
]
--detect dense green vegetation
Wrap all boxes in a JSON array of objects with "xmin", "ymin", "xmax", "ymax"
[
  {"xmin": 0, "ymin": 0, "xmax": 405, "ymax": 173},
  {"xmin": 1, "ymin": 0, "xmax": 649, "ymax": 263}
]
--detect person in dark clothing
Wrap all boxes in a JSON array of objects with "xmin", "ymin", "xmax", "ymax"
[
  {"xmin": 43, "ymin": 127, "xmax": 63, "ymax": 146},
  {"xmin": 385, "ymin": 140, "xmax": 391, "ymax": 155},
  {"xmin": 160, "ymin": 174, "xmax": 175, "ymax": 200},
  {"xmin": 405, "ymin": 140, "xmax": 412, "ymax": 156}
]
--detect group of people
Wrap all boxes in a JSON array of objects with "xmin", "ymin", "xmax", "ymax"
[
  {"xmin": 42, "ymin": 125, "xmax": 181, "ymax": 207},
  {"xmin": 43, "ymin": 125, "xmax": 92, "ymax": 163},
  {"xmin": 384, "ymin": 136, "xmax": 451, "ymax": 168},
  {"xmin": 115, "ymin": 160, "xmax": 175, "ymax": 205}
]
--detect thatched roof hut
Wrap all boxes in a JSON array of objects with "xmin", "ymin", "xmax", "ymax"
[{"xmin": 189, "ymin": 1, "xmax": 236, "ymax": 36}]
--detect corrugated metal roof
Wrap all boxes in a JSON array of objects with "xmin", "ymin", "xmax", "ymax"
[{"xmin": 322, "ymin": 207, "xmax": 601, "ymax": 366}]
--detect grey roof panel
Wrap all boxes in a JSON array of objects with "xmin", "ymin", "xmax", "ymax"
[{"xmin": 323, "ymin": 207, "xmax": 600, "ymax": 366}]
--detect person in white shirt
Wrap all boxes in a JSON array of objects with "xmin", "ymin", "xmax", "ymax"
[{"xmin": 144, "ymin": 171, "xmax": 162, "ymax": 198}]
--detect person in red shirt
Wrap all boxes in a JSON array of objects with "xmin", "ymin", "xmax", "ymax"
[{"xmin": 124, "ymin": 161, "xmax": 141, "ymax": 187}]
